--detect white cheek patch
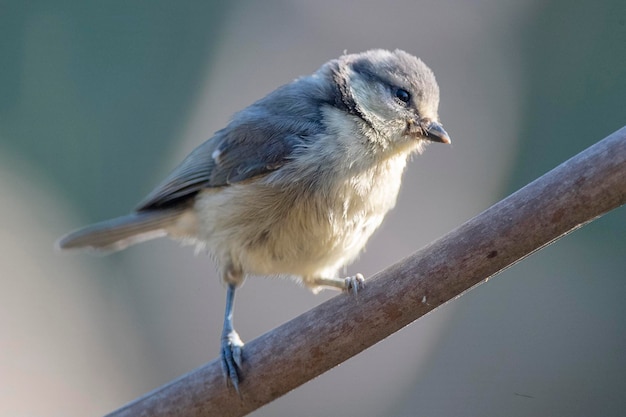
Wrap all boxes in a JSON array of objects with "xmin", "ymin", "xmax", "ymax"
[
  {"xmin": 350, "ymin": 76, "xmax": 379, "ymax": 114},
  {"xmin": 349, "ymin": 74, "xmax": 393, "ymax": 123}
]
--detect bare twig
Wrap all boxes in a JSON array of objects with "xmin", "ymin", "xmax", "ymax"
[{"xmin": 106, "ymin": 126, "xmax": 626, "ymax": 417}]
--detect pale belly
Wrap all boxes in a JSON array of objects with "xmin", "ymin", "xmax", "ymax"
[{"xmin": 190, "ymin": 153, "xmax": 408, "ymax": 282}]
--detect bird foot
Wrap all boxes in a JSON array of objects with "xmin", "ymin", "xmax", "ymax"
[
  {"xmin": 344, "ymin": 273, "xmax": 365, "ymax": 295},
  {"xmin": 221, "ymin": 329, "xmax": 244, "ymax": 394}
]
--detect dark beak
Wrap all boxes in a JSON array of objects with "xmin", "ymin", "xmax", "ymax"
[{"xmin": 425, "ymin": 121, "xmax": 451, "ymax": 144}]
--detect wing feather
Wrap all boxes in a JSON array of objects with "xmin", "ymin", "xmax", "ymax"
[{"xmin": 135, "ymin": 76, "xmax": 330, "ymax": 211}]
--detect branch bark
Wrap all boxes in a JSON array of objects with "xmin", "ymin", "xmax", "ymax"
[{"xmin": 106, "ymin": 126, "xmax": 626, "ymax": 417}]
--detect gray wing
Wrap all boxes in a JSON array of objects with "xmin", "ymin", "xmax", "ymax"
[
  {"xmin": 135, "ymin": 116, "xmax": 317, "ymax": 211},
  {"xmin": 135, "ymin": 72, "xmax": 335, "ymax": 211}
]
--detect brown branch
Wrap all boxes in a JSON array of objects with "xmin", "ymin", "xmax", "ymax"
[{"xmin": 106, "ymin": 126, "xmax": 626, "ymax": 417}]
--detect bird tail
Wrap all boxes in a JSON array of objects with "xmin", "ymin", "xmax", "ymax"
[{"xmin": 56, "ymin": 209, "xmax": 184, "ymax": 253}]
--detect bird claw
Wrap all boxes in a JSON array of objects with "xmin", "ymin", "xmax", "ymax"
[
  {"xmin": 221, "ymin": 330, "xmax": 244, "ymax": 394},
  {"xmin": 344, "ymin": 273, "xmax": 365, "ymax": 295}
]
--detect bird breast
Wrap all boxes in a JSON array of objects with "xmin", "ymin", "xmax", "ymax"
[{"xmin": 190, "ymin": 151, "xmax": 409, "ymax": 281}]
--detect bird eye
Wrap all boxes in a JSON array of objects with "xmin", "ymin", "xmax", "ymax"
[{"xmin": 395, "ymin": 88, "xmax": 411, "ymax": 104}]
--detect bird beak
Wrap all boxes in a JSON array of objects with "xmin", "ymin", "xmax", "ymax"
[{"xmin": 425, "ymin": 121, "xmax": 451, "ymax": 144}]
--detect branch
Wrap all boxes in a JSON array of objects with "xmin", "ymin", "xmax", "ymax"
[{"xmin": 106, "ymin": 126, "xmax": 626, "ymax": 417}]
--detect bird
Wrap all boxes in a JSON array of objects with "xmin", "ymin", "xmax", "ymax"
[{"xmin": 57, "ymin": 49, "xmax": 451, "ymax": 392}]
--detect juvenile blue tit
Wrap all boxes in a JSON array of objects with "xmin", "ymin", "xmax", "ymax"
[{"xmin": 58, "ymin": 49, "xmax": 451, "ymax": 391}]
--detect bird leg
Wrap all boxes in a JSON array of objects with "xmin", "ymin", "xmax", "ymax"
[
  {"xmin": 220, "ymin": 282, "xmax": 244, "ymax": 394},
  {"xmin": 307, "ymin": 273, "xmax": 365, "ymax": 295}
]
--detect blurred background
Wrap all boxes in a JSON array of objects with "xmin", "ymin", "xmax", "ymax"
[{"xmin": 1, "ymin": 0, "xmax": 625, "ymax": 416}]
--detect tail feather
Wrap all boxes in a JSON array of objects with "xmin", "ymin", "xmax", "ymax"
[{"xmin": 57, "ymin": 209, "xmax": 183, "ymax": 253}]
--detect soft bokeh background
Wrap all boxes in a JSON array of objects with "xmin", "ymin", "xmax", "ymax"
[{"xmin": 2, "ymin": 1, "xmax": 625, "ymax": 416}]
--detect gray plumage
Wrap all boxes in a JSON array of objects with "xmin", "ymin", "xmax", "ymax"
[{"xmin": 57, "ymin": 49, "xmax": 451, "ymax": 390}]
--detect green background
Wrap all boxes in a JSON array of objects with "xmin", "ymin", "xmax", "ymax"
[{"xmin": 1, "ymin": 1, "xmax": 624, "ymax": 416}]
